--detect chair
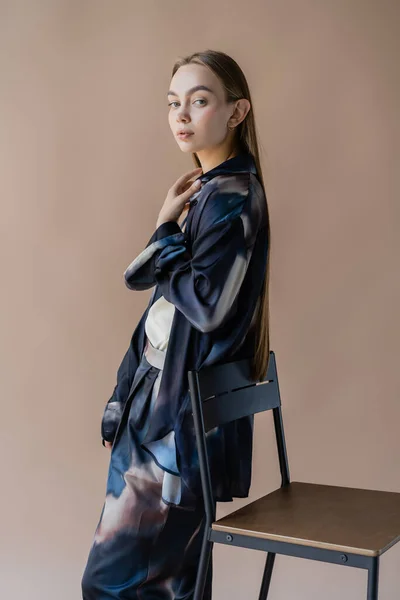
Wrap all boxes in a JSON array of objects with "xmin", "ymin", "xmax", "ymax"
[{"xmin": 188, "ymin": 351, "xmax": 400, "ymax": 600}]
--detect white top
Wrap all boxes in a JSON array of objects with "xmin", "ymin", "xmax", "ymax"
[
  {"xmin": 145, "ymin": 295, "xmax": 175, "ymax": 351},
  {"xmin": 144, "ymin": 218, "xmax": 187, "ymax": 351}
]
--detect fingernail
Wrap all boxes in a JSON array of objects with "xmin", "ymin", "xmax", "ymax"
[{"xmin": 194, "ymin": 179, "xmax": 201, "ymax": 186}]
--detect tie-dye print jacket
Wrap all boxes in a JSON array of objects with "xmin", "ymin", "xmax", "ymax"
[{"xmin": 101, "ymin": 151, "xmax": 269, "ymax": 509}]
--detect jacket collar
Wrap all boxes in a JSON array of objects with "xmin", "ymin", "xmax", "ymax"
[
  {"xmin": 197, "ymin": 151, "xmax": 257, "ymax": 184},
  {"xmin": 187, "ymin": 151, "xmax": 257, "ymax": 208}
]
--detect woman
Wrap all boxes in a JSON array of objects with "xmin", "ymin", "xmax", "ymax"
[{"xmin": 81, "ymin": 49, "xmax": 271, "ymax": 599}]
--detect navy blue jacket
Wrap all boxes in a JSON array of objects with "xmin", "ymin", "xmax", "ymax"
[{"xmin": 101, "ymin": 151, "xmax": 269, "ymax": 509}]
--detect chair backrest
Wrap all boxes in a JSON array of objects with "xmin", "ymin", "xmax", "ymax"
[
  {"xmin": 189, "ymin": 351, "xmax": 280, "ymax": 432},
  {"xmin": 187, "ymin": 350, "xmax": 290, "ymax": 518}
]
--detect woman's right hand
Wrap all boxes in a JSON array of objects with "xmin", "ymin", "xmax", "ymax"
[
  {"xmin": 103, "ymin": 439, "xmax": 113, "ymax": 449},
  {"xmin": 156, "ymin": 167, "xmax": 203, "ymax": 228}
]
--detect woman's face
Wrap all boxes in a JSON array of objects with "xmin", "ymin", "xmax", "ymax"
[{"xmin": 167, "ymin": 63, "xmax": 235, "ymax": 154}]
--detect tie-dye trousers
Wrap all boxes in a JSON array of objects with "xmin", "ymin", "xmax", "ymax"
[{"xmin": 81, "ymin": 338, "xmax": 214, "ymax": 599}]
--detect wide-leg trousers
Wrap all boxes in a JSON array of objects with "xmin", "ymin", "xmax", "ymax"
[{"xmin": 81, "ymin": 338, "xmax": 214, "ymax": 599}]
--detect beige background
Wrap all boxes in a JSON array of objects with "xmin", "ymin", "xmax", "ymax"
[{"xmin": 0, "ymin": 1, "xmax": 399, "ymax": 598}]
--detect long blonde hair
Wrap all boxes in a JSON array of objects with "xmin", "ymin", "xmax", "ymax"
[{"xmin": 171, "ymin": 50, "xmax": 271, "ymax": 382}]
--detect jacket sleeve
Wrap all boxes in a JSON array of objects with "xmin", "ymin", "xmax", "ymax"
[
  {"xmin": 123, "ymin": 223, "xmax": 187, "ymax": 291},
  {"xmin": 124, "ymin": 184, "xmax": 254, "ymax": 333}
]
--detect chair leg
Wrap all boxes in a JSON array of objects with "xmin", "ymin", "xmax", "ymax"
[
  {"xmin": 193, "ymin": 528, "xmax": 213, "ymax": 600},
  {"xmin": 258, "ymin": 552, "xmax": 276, "ymax": 600},
  {"xmin": 367, "ymin": 557, "xmax": 379, "ymax": 600}
]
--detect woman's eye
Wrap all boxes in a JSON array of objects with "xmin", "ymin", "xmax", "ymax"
[{"xmin": 168, "ymin": 99, "xmax": 206, "ymax": 108}]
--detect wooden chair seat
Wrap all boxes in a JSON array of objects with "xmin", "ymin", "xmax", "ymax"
[{"xmin": 212, "ymin": 481, "xmax": 400, "ymax": 557}]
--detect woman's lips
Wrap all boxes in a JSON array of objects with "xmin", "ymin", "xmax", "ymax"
[{"xmin": 177, "ymin": 132, "xmax": 194, "ymax": 139}]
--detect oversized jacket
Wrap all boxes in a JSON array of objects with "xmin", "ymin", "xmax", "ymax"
[{"xmin": 101, "ymin": 151, "xmax": 269, "ymax": 510}]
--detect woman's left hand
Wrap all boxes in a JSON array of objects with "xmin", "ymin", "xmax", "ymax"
[{"xmin": 156, "ymin": 167, "xmax": 203, "ymax": 228}]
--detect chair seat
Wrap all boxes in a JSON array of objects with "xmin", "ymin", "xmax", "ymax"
[{"xmin": 212, "ymin": 481, "xmax": 400, "ymax": 557}]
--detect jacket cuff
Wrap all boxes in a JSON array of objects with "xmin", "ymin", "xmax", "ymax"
[{"xmin": 155, "ymin": 220, "xmax": 183, "ymax": 240}]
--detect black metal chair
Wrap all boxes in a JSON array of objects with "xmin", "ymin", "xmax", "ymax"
[{"xmin": 188, "ymin": 350, "xmax": 400, "ymax": 600}]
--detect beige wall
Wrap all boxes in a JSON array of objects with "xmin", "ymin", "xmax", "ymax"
[{"xmin": 1, "ymin": 1, "xmax": 399, "ymax": 598}]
